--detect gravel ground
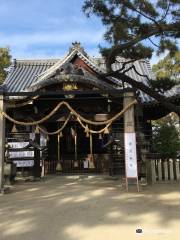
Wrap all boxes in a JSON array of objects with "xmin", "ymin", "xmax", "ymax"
[{"xmin": 0, "ymin": 175, "xmax": 180, "ymax": 240}]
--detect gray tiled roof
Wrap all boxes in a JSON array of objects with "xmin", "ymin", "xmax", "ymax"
[
  {"xmin": 3, "ymin": 44, "xmax": 179, "ymax": 103},
  {"xmin": 5, "ymin": 59, "xmax": 58, "ymax": 92}
]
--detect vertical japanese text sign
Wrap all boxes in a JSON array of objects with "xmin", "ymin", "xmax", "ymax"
[{"xmin": 124, "ymin": 132, "xmax": 138, "ymax": 178}]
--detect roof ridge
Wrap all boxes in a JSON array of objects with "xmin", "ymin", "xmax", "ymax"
[
  {"xmin": 16, "ymin": 58, "xmax": 60, "ymax": 62},
  {"xmin": 12, "ymin": 59, "xmax": 59, "ymax": 67}
]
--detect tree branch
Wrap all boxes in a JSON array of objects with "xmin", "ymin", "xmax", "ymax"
[
  {"xmin": 148, "ymin": 37, "xmax": 160, "ymax": 48},
  {"xmin": 124, "ymin": 2, "xmax": 159, "ymax": 26},
  {"xmin": 108, "ymin": 71, "xmax": 180, "ymax": 116},
  {"xmin": 131, "ymin": 65, "xmax": 152, "ymax": 83},
  {"xmin": 106, "ymin": 22, "xmax": 180, "ymax": 71},
  {"xmin": 160, "ymin": 1, "xmax": 170, "ymax": 22},
  {"xmin": 114, "ymin": 59, "xmax": 136, "ymax": 71}
]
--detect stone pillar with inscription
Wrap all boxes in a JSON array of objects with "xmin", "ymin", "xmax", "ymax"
[{"xmin": 0, "ymin": 90, "xmax": 5, "ymax": 193}]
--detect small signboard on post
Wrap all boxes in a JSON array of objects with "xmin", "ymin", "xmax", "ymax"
[
  {"xmin": 13, "ymin": 160, "xmax": 34, "ymax": 167},
  {"xmin": 124, "ymin": 132, "xmax": 139, "ymax": 191}
]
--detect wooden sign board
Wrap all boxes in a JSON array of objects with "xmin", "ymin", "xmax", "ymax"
[
  {"xmin": 124, "ymin": 132, "xmax": 139, "ymax": 191},
  {"xmin": 13, "ymin": 160, "xmax": 34, "ymax": 167}
]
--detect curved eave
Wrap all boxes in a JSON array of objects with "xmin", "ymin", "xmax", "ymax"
[{"xmin": 23, "ymin": 74, "xmax": 115, "ymax": 93}]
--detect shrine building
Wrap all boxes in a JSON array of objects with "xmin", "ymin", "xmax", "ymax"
[{"xmin": 0, "ymin": 42, "xmax": 179, "ymax": 192}]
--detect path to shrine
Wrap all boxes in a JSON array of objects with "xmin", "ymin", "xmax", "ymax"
[{"xmin": 0, "ymin": 176, "xmax": 180, "ymax": 240}]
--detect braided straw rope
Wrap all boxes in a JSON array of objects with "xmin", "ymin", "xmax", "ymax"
[
  {"xmin": 1, "ymin": 101, "xmax": 66, "ymax": 126},
  {"xmin": 62, "ymin": 100, "xmax": 137, "ymax": 125},
  {"xmin": 37, "ymin": 114, "xmax": 71, "ymax": 135},
  {"xmin": 77, "ymin": 117, "xmax": 111, "ymax": 134},
  {"xmin": 0, "ymin": 100, "xmax": 137, "ymax": 126}
]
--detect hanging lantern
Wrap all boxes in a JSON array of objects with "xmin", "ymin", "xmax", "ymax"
[
  {"xmin": 35, "ymin": 125, "xmax": 40, "ymax": 134},
  {"xmin": 46, "ymin": 135, "xmax": 49, "ymax": 141},
  {"xmin": 60, "ymin": 131, "xmax": 63, "ymax": 138},
  {"xmin": 99, "ymin": 133, "xmax": 103, "ymax": 139},
  {"xmin": 104, "ymin": 126, "xmax": 109, "ymax": 134},
  {"xmin": 11, "ymin": 124, "xmax": 18, "ymax": 133}
]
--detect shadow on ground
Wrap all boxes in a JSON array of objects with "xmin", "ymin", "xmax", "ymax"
[{"xmin": 0, "ymin": 175, "xmax": 180, "ymax": 240}]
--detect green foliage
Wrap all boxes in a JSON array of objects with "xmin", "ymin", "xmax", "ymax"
[
  {"xmin": 158, "ymin": 39, "xmax": 178, "ymax": 57},
  {"xmin": 83, "ymin": 1, "xmax": 180, "ymax": 115},
  {"xmin": 149, "ymin": 78, "xmax": 178, "ymax": 92},
  {"xmin": 152, "ymin": 51, "xmax": 180, "ymax": 80},
  {"xmin": 152, "ymin": 114, "xmax": 180, "ymax": 159},
  {"xmin": 83, "ymin": 0, "xmax": 180, "ymax": 61},
  {"xmin": 0, "ymin": 48, "xmax": 11, "ymax": 85},
  {"xmin": 151, "ymin": 51, "xmax": 180, "ymax": 92}
]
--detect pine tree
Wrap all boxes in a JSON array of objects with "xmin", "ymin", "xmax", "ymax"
[
  {"xmin": 152, "ymin": 51, "xmax": 180, "ymax": 81},
  {"xmin": 150, "ymin": 51, "xmax": 180, "ymax": 93},
  {"xmin": 152, "ymin": 114, "xmax": 180, "ymax": 159},
  {"xmin": 0, "ymin": 48, "xmax": 11, "ymax": 85},
  {"xmin": 83, "ymin": 0, "xmax": 180, "ymax": 115}
]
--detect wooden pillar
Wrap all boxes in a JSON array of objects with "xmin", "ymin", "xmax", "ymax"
[
  {"xmin": 124, "ymin": 92, "xmax": 135, "ymax": 133},
  {"xmin": 123, "ymin": 92, "xmax": 139, "ymax": 191},
  {"xmin": 0, "ymin": 94, "xmax": 5, "ymax": 193},
  {"xmin": 33, "ymin": 133, "xmax": 41, "ymax": 179}
]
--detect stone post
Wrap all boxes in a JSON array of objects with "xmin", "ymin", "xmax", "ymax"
[
  {"xmin": 173, "ymin": 159, "xmax": 180, "ymax": 181},
  {"xmin": 0, "ymin": 94, "xmax": 5, "ymax": 193},
  {"xmin": 151, "ymin": 160, "xmax": 156, "ymax": 183},
  {"xmin": 163, "ymin": 160, "xmax": 168, "ymax": 181},
  {"xmin": 145, "ymin": 134, "xmax": 156, "ymax": 184},
  {"xmin": 169, "ymin": 159, "xmax": 174, "ymax": 181},
  {"xmin": 146, "ymin": 159, "xmax": 156, "ymax": 184},
  {"xmin": 157, "ymin": 160, "xmax": 162, "ymax": 181}
]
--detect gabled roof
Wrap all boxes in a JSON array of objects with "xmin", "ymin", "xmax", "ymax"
[
  {"xmin": 25, "ymin": 63, "xmax": 115, "ymax": 93},
  {"xmin": 3, "ymin": 42, "xmax": 179, "ymax": 103},
  {"xmin": 36, "ymin": 42, "xmax": 106, "ymax": 83},
  {"xmin": 4, "ymin": 42, "xmax": 108, "ymax": 95}
]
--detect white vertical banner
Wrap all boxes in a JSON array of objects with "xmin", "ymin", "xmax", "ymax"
[{"xmin": 124, "ymin": 132, "xmax": 138, "ymax": 178}]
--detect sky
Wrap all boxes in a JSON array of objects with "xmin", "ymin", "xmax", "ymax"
[{"xmin": 0, "ymin": 0, "xmax": 162, "ymax": 65}]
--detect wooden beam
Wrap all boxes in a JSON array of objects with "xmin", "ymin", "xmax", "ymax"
[
  {"xmin": 5, "ymin": 89, "xmax": 131, "ymax": 97},
  {"xmin": 0, "ymin": 94, "xmax": 5, "ymax": 193}
]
